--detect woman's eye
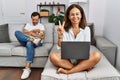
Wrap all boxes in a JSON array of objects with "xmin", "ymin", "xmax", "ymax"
[
  {"xmin": 71, "ymin": 14, "xmax": 74, "ymax": 16},
  {"xmin": 76, "ymin": 13, "xmax": 79, "ymax": 15}
]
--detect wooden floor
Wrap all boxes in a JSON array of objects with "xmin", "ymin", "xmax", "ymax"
[{"xmin": 0, "ymin": 67, "xmax": 43, "ymax": 80}]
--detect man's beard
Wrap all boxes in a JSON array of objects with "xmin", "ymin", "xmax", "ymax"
[{"xmin": 33, "ymin": 22, "xmax": 38, "ymax": 26}]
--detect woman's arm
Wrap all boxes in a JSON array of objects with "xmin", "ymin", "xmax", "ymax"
[
  {"xmin": 58, "ymin": 34, "xmax": 63, "ymax": 47},
  {"xmin": 85, "ymin": 27, "xmax": 91, "ymax": 42}
]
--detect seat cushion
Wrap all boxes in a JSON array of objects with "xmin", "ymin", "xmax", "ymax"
[
  {"xmin": 0, "ymin": 43, "xmax": 17, "ymax": 56},
  {"xmin": 41, "ymin": 45, "xmax": 120, "ymax": 80},
  {"xmin": 86, "ymin": 47, "xmax": 120, "ymax": 80},
  {"xmin": 11, "ymin": 43, "xmax": 53, "ymax": 57},
  {"xmin": 41, "ymin": 58, "xmax": 68, "ymax": 80}
]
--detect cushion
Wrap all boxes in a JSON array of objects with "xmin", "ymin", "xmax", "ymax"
[
  {"xmin": 53, "ymin": 25, "xmax": 58, "ymax": 44},
  {"xmin": 11, "ymin": 43, "xmax": 53, "ymax": 57},
  {"xmin": 41, "ymin": 57, "xmax": 68, "ymax": 80},
  {"xmin": 53, "ymin": 23, "xmax": 96, "ymax": 46},
  {"xmin": 43, "ymin": 23, "xmax": 54, "ymax": 43},
  {"xmin": 9, "ymin": 23, "xmax": 54, "ymax": 43},
  {"xmin": 0, "ymin": 24, "xmax": 10, "ymax": 43},
  {"xmin": 8, "ymin": 24, "xmax": 25, "ymax": 42},
  {"xmin": 0, "ymin": 43, "xmax": 16, "ymax": 56},
  {"xmin": 87, "ymin": 23, "xmax": 96, "ymax": 46},
  {"xmin": 87, "ymin": 46, "xmax": 120, "ymax": 80},
  {"xmin": 41, "ymin": 45, "xmax": 120, "ymax": 80}
]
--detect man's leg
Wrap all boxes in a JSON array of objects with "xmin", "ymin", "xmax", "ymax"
[
  {"xmin": 26, "ymin": 41, "xmax": 35, "ymax": 68},
  {"xmin": 15, "ymin": 31, "xmax": 29, "ymax": 46},
  {"xmin": 21, "ymin": 41, "xmax": 35, "ymax": 79},
  {"xmin": 15, "ymin": 31, "xmax": 34, "ymax": 46}
]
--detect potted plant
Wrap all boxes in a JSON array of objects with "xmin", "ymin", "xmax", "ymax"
[{"xmin": 48, "ymin": 11, "xmax": 64, "ymax": 25}]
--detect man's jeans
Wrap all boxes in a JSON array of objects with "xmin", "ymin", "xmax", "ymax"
[{"xmin": 15, "ymin": 31, "xmax": 42, "ymax": 63}]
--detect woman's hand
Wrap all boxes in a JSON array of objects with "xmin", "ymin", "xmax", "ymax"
[
  {"xmin": 57, "ymin": 21, "xmax": 65, "ymax": 47},
  {"xmin": 57, "ymin": 21, "xmax": 65, "ymax": 36}
]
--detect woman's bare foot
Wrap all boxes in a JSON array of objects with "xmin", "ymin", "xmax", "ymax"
[{"xmin": 57, "ymin": 68, "xmax": 68, "ymax": 74}]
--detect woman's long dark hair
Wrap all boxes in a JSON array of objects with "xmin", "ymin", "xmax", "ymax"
[{"xmin": 64, "ymin": 4, "xmax": 87, "ymax": 32}]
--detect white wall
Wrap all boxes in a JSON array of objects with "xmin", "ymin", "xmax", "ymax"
[
  {"xmin": 0, "ymin": 0, "xmax": 4, "ymax": 24},
  {"xmin": 66, "ymin": 0, "xmax": 106, "ymax": 36},
  {"xmin": 26, "ymin": 0, "xmax": 69, "ymax": 23},
  {"xmin": 88, "ymin": 0, "xmax": 106, "ymax": 36},
  {"xmin": 0, "ymin": 0, "xmax": 106, "ymax": 35},
  {"xmin": 2, "ymin": 0, "xmax": 27, "ymax": 23},
  {"xmin": 103, "ymin": 0, "xmax": 120, "ymax": 70}
]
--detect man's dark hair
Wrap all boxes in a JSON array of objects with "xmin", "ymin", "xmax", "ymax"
[{"xmin": 31, "ymin": 12, "xmax": 40, "ymax": 18}]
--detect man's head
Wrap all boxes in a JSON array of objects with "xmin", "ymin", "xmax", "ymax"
[{"xmin": 31, "ymin": 12, "xmax": 40, "ymax": 26}]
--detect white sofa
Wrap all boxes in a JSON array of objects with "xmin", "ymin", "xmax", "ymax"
[
  {"xmin": 0, "ymin": 23, "xmax": 120, "ymax": 80},
  {"xmin": 0, "ymin": 23, "xmax": 54, "ymax": 67},
  {"xmin": 41, "ymin": 24, "xmax": 120, "ymax": 80}
]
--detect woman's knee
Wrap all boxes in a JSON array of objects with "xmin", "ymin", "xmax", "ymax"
[
  {"xmin": 49, "ymin": 53, "xmax": 60, "ymax": 63},
  {"xmin": 93, "ymin": 52, "xmax": 101, "ymax": 63}
]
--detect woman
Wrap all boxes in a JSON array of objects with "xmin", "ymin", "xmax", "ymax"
[{"xmin": 50, "ymin": 4, "xmax": 101, "ymax": 74}]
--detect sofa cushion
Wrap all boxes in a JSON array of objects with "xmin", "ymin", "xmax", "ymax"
[
  {"xmin": 8, "ymin": 24, "xmax": 25, "ymax": 42},
  {"xmin": 41, "ymin": 58, "xmax": 68, "ymax": 80},
  {"xmin": 0, "ymin": 24, "xmax": 10, "ymax": 43},
  {"xmin": 0, "ymin": 43, "xmax": 17, "ymax": 56},
  {"xmin": 41, "ymin": 45, "xmax": 120, "ymax": 80},
  {"xmin": 43, "ymin": 23, "xmax": 54, "ymax": 43},
  {"xmin": 53, "ymin": 25, "xmax": 58, "ymax": 44},
  {"xmin": 87, "ymin": 46, "xmax": 120, "ymax": 79},
  {"xmin": 87, "ymin": 23, "xmax": 96, "ymax": 46},
  {"xmin": 9, "ymin": 23, "xmax": 54, "ymax": 43},
  {"xmin": 53, "ymin": 23, "xmax": 96, "ymax": 46},
  {"xmin": 11, "ymin": 43, "xmax": 53, "ymax": 57}
]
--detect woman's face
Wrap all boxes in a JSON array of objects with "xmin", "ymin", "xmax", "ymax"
[{"xmin": 69, "ymin": 7, "xmax": 82, "ymax": 24}]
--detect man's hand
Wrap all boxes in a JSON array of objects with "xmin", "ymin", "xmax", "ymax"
[
  {"xmin": 31, "ymin": 29, "xmax": 40, "ymax": 33},
  {"xmin": 23, "ymin": 28, "xmax": 45, "ymax": 40}
]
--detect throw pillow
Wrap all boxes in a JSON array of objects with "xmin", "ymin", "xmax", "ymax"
[
  {"xmin": 0, "ymin": 24, "xmax": 10, "ymax": 43},
  {"xmin": 87, "ymin": 23, "xmax": 96, "ymax": 46}
]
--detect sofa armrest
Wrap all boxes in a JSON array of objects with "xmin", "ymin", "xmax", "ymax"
[{"xmin": 95, "ymin": 36, "xmax": 117, "ymax": 66}]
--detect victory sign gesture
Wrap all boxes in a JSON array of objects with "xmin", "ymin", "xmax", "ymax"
[{"xmin": 57, "ymin": 21, "xmax": 65, "ymax": 36}]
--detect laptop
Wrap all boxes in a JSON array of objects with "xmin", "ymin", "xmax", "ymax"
[{"xmin": 61, "ymin": 41, "xmax": 90, "ymax": 60}]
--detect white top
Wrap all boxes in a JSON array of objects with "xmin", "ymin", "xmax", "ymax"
[
  {"xmin": 57, "ymin": 26, "xmax": 91, "ymax": 49},
  {"xmin": 24, "ymin": 23, "xmax": 45, "ymax": 43},
  {"xmin": 24, "ymin": 23, "xmax": 45, "ymax": 31}
]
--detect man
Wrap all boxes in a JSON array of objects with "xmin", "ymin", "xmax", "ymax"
[{"xmin": 15, "ymin": 12, "xmax": 45, "ymax": 79}]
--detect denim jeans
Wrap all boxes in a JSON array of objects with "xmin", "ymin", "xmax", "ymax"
[{"xmin": 15, "ymin": 31, "xmax": 42, "ymax": 63}]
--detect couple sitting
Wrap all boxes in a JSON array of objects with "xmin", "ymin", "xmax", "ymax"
[{"xmin": 15, "ymin": 4, "xmax": 101, "ymax": 80}]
